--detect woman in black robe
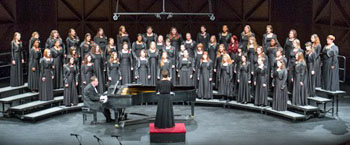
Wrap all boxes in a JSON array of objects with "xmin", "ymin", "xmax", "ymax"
[
  {"xmin": 105, "ymin": 38, "xmax": 117, "ymax": 61},
  {"xmin": 272, "ymin": 60, "xmax": 288, "ymax": 111},
  {"xmin": 237, "ymin": 55, "xmax": 251, "ymax": 104},
  {"xmin": 107, "ymin": 52, "xmax": 121, "ymax": 87},
  {"xmin": 119, "ymin": 42, "xmax": 134, "ymax": 85},
  {"xmin": 178, "ymin": 50, "xmax": 194, "ymax": 86},
  {"xmin": 288, "ymin": 39, "xmax": 304, "ymax": 92},
  {"xmin": 81, "ymin": 54, "xmax": 95, "ymax": 90},
  {"xmin": 272, "ymin": 48, "xmax": 288, "ymax": 82},
  {"xmin": 46, "ymin": 30, "xmax": 65, "ymax": 55},
  {"xmin": 80, "ymin": 33, "xmax": 94, "ymax": 62},
  {"xmin": 208, "ymin": 35, "xmax": 218, "ymax": 64},
  {"xmin": 132, "ymin": 34, "xmax": 147, "ymax": 59},
  {"xmin": 166, "ymin": 27, "xmax": 182, "ymax": 57},
  {"xmin": 247, "ymin": 37, "xmax": 257, "ymax": 93},
  {"xmin": 66, "ymin": 47, "xmax": 81, "ymax": 94},
  {"xmin": 218, "ymin": 54, "xmax": 234, "ymax": 97},
  {"xmin": 239, "ymin": 25, "xmax": 255, "ymax": 52},
  {"xmin": 266, "ymin": 38, "xmax": 279, "ymax": 90},
  {"xmin": 116, "ymin": 25, "xmax": 131, "ymax": 52},
  {"xmin": 321, "ymin": 35, "xmax": 339, "ymax": 91},
  {"xmin": 163, "ymin": 39, "xmax": 177, "ymax": 85},
  {"xmin": 29, "ymin": 32, "xmax": 40, "ymax": 52},
  {"xmin": 39, "ymin": 49, "xmax": 54, "ymax": 101},
  {"xmin": 232, "ymin": 47, "xmax": 244, "ymax": 95},
  {"xmin": 63, "ymin": 57, "xmax": 79, "ymax": 106},
  {"xmin": 197, "ymin": 52, "xmax": 213, "ymax": 99},
  {"xmin": 262, "ymin": 25, "xmax": 278, "ymax": 51},
  {"xmin": 94, "ymin": 28, "xmax": 108, "ymax": 54},
  {"xmin": 155, "ymin": 70, "xmax": 175, "ymax": 129},
  {"xmin": 292, "ymin": 52, "xmax": 308, "ymax": 106},
  {"xmin": 197, "ymin": 25, "xmax": 210, "ymax": 50},
  {"xmin": 91, "ymin": 45, "xmax": 105, "ymax": 93},
  {"xmin": 135, "ymin": 49, "xmax": 150, "ymax": 85},
  {"xmin": 156, "ymin": 35, "xmax": 165, "ymax": 55},
  {"xmin": 142, "ymin": 26, "xmax": 158, "ymax": 49},
  {"xmin": 28, "ymin": 39, "xmax": 41, "ymax": 91},
  {"xmin": 247, "ymin": 37, "xmax": 257, "ymax": 74},
  {"xmin": 66, "ymin": 28, "xmax": 80, "ymax": 56},
  {"xmin": 66, "ymin": 47, "xmax": 80, "ymax": 68},
  {"xmin": 284, "ymin": 29, "xmax": 297, "ymax": 61},
  {"xmin": 51, "ymin": 40, "xmax": 64, "ymax": 89},
  {"xmin": 158, "ymin": 52, "xmax": 173, "ymax": 81},
  {"xmin": 214, "ymin": 44, "xmax": 226, "ymax": 90},
  {"xmin": 148, "ymin": 42, "xmax": 159, "ymax": 86},
  {"xmin": 183, "ymin": 33, "xmax": 197, "ymax": 57},
  {"xmin": 10, "ymin": 32, "xmax": 24, "ymax": 87},
  {"xmin": 254, "ymin": 58, "xmax": 268, "ymax": 106},
  {"xmin": 311, "ymin": 34, "xmax": 322, "ymax": 87},
  {"xmin": 194, "ymin": 44, "xmax": 204, "ymax": 89},
  {"xmin": 218, "ymin": 25, "xmax": 232, "ymax": 49},
  {"xmin": 305, "ymin": 42, "xmax": 316, "ymax": 97}
]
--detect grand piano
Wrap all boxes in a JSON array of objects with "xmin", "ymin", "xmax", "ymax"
[{"xmin": 106, "ymin": 83, "xmax": 196, "ymax": 125}]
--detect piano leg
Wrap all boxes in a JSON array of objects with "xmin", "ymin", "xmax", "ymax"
[
  {"xmin": 114, "ymin": 111, "xmax": 120, "ymax": 124},
  {"xmin": 191, "ymin": 101, "xmax": 195, "ymax": 117}
]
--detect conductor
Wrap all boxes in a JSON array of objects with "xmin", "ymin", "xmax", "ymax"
[
  {"xmin": 83, "ymin": 76, "xmax": 114, "ymax": 122},
  {"xmin": 155, "ymin": 70, "xmax": 175, "ymax": 128}
]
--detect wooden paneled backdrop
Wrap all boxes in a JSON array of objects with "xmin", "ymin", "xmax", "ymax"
[{"xmin": 0, "ymin": 0, "xmax": 349, "ymax": 83}]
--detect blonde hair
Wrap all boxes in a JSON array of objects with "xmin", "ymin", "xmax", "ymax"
[
  {"xmin": 248, "ymin": 36, "xmax": 258, "ymax": 52},
  {"xmin": 109, "ymin": 52, "xmax": 119, "ymax": 63},
  {"xmin": 327, "ymin": 35, "xmax": 335, "ymax": 41},
  {"xmin": 311, "ymin": 34, "xmax": 320, "ymax": 46},
  {"xmin": 222, "ymin": 54, "xmax": 232, "ymax": 65},
  {"xmin": 43, "ymin": 48, "xmax": 51, "ymax": 58},
  {"xmin": 160, "ymin": 52, "xmax": 168, "ymax": 67}
]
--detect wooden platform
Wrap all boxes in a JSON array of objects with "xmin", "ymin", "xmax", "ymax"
[
  {"xmin": 0, "ymin": 83, "xmax": 28, "ymax": 98},
  {"xmin": 8, "ymin": 96, "xmax": 64, "ymax": 118},
  {"xmin": 23, "ymin": 103, "xmax": 84, "ymax": 121},
  {"xmin": 227, "ymin": 100, "xmax": 265, "ymax": 113},
  {"xmin": 287, "ymin": 101, "xmax": 320, "ymax": 116},
  {"xmin": 264, "ymin": 107, "xmax": 306, "ymax": 121},
  {"xmin": 315, "ymin": 88, "xmax": 346, "ymax": 116},
  {"xmin": 194, "ymin": 98, "xmax": 307, "ymax": 121}
]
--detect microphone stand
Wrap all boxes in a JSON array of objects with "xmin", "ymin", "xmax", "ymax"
[
  {"xmin": 111, "ymin": 135, "xmax": 122, "ymax": 145},
  {"xmin": 93, "ymin": 135, "xmax": 104, "ymax": 145},
  {"xmin": 70, "ymin": 133, "xmax": 82, "ymax": 145}
]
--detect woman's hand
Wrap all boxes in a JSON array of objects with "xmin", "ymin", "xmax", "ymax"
[
  {"xmin": 42, "ymin": 77, "xmax": 46, "ymax": 82},
  {"xmin": 12, "ymin": 60, "xmax": 15, "ymax": 65}
]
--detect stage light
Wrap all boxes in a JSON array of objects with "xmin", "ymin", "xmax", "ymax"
[
  {"xmin": 167, "ymin": 13, "xmax": 173, "ymax": 19},
  {"xmin": 113, "ymin": 13, "xmax": 119, "ymax": 21},
  {"xmin": 209, "ymin": 14, "xmax": 215, "ymax": 21}
]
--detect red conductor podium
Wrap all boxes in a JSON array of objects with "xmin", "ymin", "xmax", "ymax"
[{"xmin": 149, "ymin": 123, "xmax": 186, "ymax": 143}]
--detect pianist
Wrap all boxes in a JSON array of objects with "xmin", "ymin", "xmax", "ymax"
[
  {"xmin": 83, "ymin": 76, "xmax": 114, "ymax": 122},
  {"xmin": 155, "ymin": 70, "xmax": 175, "ymax": 128}
]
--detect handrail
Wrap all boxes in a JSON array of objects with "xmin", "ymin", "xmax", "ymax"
[{"xmin": 338, "ymin": 55, "xmax": 346, "ymax": 83}]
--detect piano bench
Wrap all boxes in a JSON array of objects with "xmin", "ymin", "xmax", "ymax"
[{"xmin": 82, "ymin": 107, "xmax": 97, "ymax": 124}]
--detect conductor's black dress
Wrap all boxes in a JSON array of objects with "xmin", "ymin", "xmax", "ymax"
[{"xmin": 155, "ymin": 80, "xmax": 175, "ymax": 129}]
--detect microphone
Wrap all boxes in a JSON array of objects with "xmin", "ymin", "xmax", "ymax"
[
  {"xmin": 70, "ymin": 133, "xmax": 82, "ymax": 145},
  {"xmin": 94, "ymin": 135, "xmax": 103, "ymax": 145},
  {"xmin": 111, "ymin": 135, "xmax": 122, "ymax": 145}
]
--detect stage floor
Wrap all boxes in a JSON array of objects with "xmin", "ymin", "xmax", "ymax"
[{"xmin": 1, "ymin": 99, "xmax": 350, "ymax": 145}]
